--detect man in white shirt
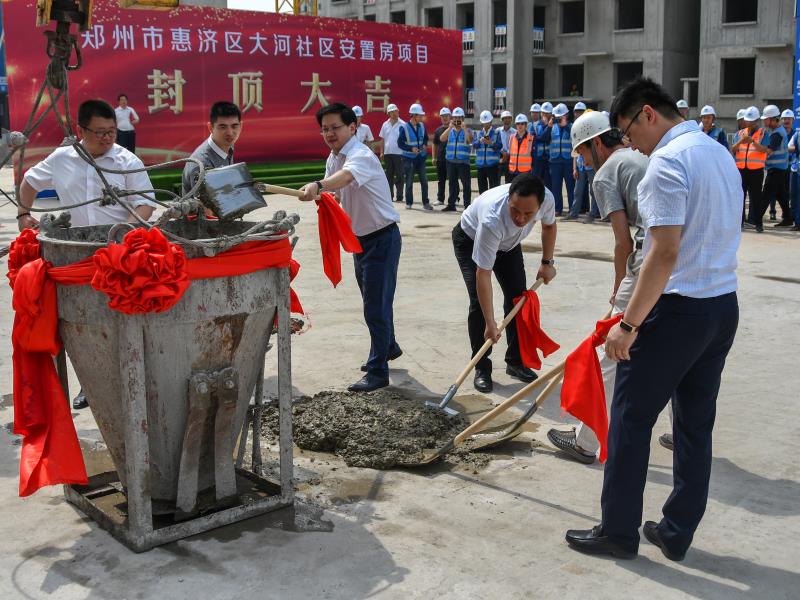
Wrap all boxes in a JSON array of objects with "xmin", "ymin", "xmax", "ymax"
[
  {"xmin": 300, "ymin": 103, "xmax": 402, "ymax": 393},
  {"xmin": 566, "ymin": 78, "xmax": 740, "ymax": 562},
  {"xmin": 378, "ymin": 103, "xmax": 406, "ymax": 204},
  {"xmin": 352, "ymin": 105, "xmax": 375, "ymax": 148},
  {"xmin": 114, "ymin": 94, "xmax": 140, "ymax": 153},
  {"xmin": 452, "ymin": 173, "xmax": 557, "ymax": 393}
]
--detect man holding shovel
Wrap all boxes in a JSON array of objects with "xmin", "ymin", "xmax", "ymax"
[{"xmin": 452, "ymin": 173, "xmax": 557, "ymax": 394}]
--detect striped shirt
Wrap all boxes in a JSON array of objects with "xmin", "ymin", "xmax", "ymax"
[{"xmin": 637, "ymin": 121, "xmax": 741, "ymax": 298}]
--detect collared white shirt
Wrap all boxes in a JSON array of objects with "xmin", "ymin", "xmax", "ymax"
[
  {"xmin": 115, "ymin": 106, "xmax": 139, "ymax": 131},
  {"xmin": 325, "ymin": 135, "xmax": 400, "ymax": 237},
  {"xmin": 498, "ymin": 126, "xmax": 514, "ymax": 152},
  {"xmin": 23, "ymin": 142, "xmax": 156, "ymax": 227},
  {"xmin": 356, "ymin": 123, "xmax": 374, "ymax": 144},
  {"xmin": 637, "ymin": 120, "xmax": 741, "ymax": 298},
  {"xmin": 207, "ymin": 136, "xmax": 233, "ymax": 160},
  {"xmin": 460, "ymin": 183, "xmax": 556, "ymax": 270},
  {"xmin": 379, "ymin": 118, "xmax": 406, "ymax": 155}
]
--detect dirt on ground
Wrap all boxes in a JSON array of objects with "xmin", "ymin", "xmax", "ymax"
[{"xmin": 261, "ymin": 389, "xmax": 493, "ymax": 470}]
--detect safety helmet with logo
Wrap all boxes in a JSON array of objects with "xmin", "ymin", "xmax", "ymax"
[
  {"xmin": 530, "ymin": 103, "xmax": 541, "ymax": 113},
  {"xmin": 676, "ymin": 99, "xmax": 689, "ymax": 109},
  {"xmin": 552, "ymin": 103, "xmax": 569, "ymax": 118},
  {"xmin": 573, "ymin": 101, "xmax": 587, "ymax": 112},
  {"xmin": 736, "ymin": 109, "xmax": 746, "ymax": 120},
  {"xmin": 452, "ymin": 107, "xmax": 465, "ymax": 118},
  {"xmin": 570, "ymin": 111, "xmax": 612, "ymax": 157},
  {"xmin": 409, "ymin": 103, "xmax": 425, "ymax": 116},
  {"xmin": 500, "ymin": 110, "xmax": 513, "ymax": 119},
  {"xmin": 514, "ymin": 113, "xmax": 529, "ymax": 124},
  {"xmin": 540, "ymin": 102, "xmax": 554, "ymax": 114},
  {"xmin": 743, "ymin": 106, "xmax": 760, "ymax": 122},
  {"xmin": 352, "ymin": 105, "xmax": 364, "ymax": 117},
  {"xmin": 781, "ymin": 109, "xmax": 795, "ymax": 120},
  {"xmin": 386, "ymin": 103, "xmax": 399, "ymax": 114},
  {"xmin": 700, "ymin": 105, "xmax": 715, "ymax": 117},
  {"xmin": 439, "ymin": 107, "xmax": 452, "ymax": 116},
  {"xmin": 479, "ymin": 110, "xmax": 494, "ymax": 124},
  {"xmin": 761, "ymin": 105, "xmax": 780, "ymax": 120}
]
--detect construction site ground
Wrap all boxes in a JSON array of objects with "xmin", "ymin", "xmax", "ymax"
[{"xmin": 1, "ymin": 168, "xmax": 798, "ymax": 599}]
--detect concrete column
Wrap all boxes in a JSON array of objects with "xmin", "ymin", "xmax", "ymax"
[
  {"xmin": 508, "ymin": 0, "xmax": 534, "ymax": 114},
  {"xmin": 474, "ymin": 0, "xmax": 494, "ymax": 114}
]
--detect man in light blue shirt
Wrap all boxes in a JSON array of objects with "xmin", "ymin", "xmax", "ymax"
[{"xmin": 566, "ymin": 78, "xmax": 740, "ymax": 563}]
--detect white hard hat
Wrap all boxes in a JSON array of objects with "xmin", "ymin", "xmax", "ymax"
[
  {"xmin": 761, "ymin": 104, "xmax": 780, "ymax": 119},
  {"xmin": 700, "ymin": 105, "xmax": 715, "ymax": 116},
  {"xmin": 452, "ymin": 107, "xmax": 465, "ymax": 117},
  {"xmin": 676, "ymin": 99, "xmax": 689, "ymax": 109},
  {"xmin": 574, "ymin": 101, "xmax": 587, "ymax": 111},
  {"xmin": 479, "ymin": 110, "xmax": 494, "ymax": 124},
  {"xmin": 540, "ymin": 102, "xmax": 553, "ymax": 114},
  {"xmin": 514, "ymin": 113, "xmax": 529, "ymax": 124},
  {"xmin": 736, "ymin": 109, "xmax": 746, "ymax": 120},
  {"xmin": 530, "ymin": 103, "xmax": 541, "ymax": 112},
  {"xmin": 552, "ymin": 103, "xmax": 569, "ymax": 118},
  {"xmin": 781, "ymin": 109, "xmax": 795, "ymax": 119},
  {"xmin": 570, "ymin": 111, "xmax": 611, "ymax": 157},
  {"xmin": 743, "ymin": 106, "xmax": 760, "ymax": 122},
  {"xmin": 500, "ymin": 110, "xmax": 513, "ymax": 119},
  {"xmin": 386, "ymin": 103, "xmax": 399, "ymax": 113},
  {"xmin": 439, "ymin": 107, "xmax": 452, "ymax": 116},
  {"xmin": 352, "ymin": 105, "xmax": 364, "ymax": 117},
  {"xmin": 409, "ymin": 103, "xmax": 425, "ymax": 116},
  {"xmin": 602, "ymin": 111, "xmax": 610, "ymax": 117}
]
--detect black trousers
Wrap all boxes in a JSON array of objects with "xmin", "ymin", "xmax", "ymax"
[
  {"xmin": 447, "ymin": 162, "xmax": 471, "ymax": 208},
  {"xmin": 477, "ymin": 164, "xmax": 500, "ymax": 194},
  {"xmin": 739, "ymin": 168, "xmax": 763, "ymax": 224},
  {"xmin": 452, "ymin": 223, "xmax": 525, "ymax": 373},
  {"xmin": 760, "ymin": 168, "xmax": 791, "ymax": 222},
  {"xmin": 601, "ymin": 293, "xmax": 739, "ymax": 555},
  {"xmin": 117, "ymin": 129, "xmax": 136, "ymax": 153},
  {"xmin": 435, "ymin": 157, "xmax": 448, "ymax": 203},
  {"xmin": 384, "ymin": 154, "xmax": 405, "ymax": 202}
]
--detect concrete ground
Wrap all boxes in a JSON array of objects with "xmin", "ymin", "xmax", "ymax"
[{"xmin": 1, "ymin": 167, "xmax": 799, "ymax": 599}]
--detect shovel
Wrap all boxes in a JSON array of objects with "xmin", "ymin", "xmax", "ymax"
[{"xmin": 426, "ymin": 277, "xmax": 546, "ymax": 416}]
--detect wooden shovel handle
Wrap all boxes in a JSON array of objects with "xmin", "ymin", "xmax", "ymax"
[
  {"xmin": 259, "ymin": 183, "xmax": 306, "ymax": 199},
  {"xmin": 453, "ymin": 277, "xmax": 545, "ymax": 387}
]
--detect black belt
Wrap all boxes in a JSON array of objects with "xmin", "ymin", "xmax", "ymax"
[
  {"xmin": 357, "ymin": 222, "xmax": 397, "ymax": 244},
  {"xmin": 635, "ymin": 240, "xmax": 643, "ymax": 250}
]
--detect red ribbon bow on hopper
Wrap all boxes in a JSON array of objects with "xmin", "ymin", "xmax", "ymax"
[
  {"xmin": 560, "ymin": 314, "xmax": 624, "ymax": 463},
  {"xmin": 8, "ymin": 227, "xmax": 303, "ymax": 496},
  {"xmin": 512, "ymin": 290, "xmax": 560, "ymax": 370},
  {"xmin": 315, "ymin": 192, "xmax": 362, "ymax": 287}
]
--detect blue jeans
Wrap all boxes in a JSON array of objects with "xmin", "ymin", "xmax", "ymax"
[
  {"xmin": 790, "ymin": 170, "xmax": 800, "ymax": 224},
  {"xmin": 548, "ymin": 160, "xmax": 575, "ymax": 214},
  {"xmin": 402, "ymin": 156, "xmax": 429, "ymax": 206},
  {"xmin": 569, "ymin": 169, "xmax": 596, "ymax": 217},
  {"xmin": 353, "ymin": 224, "xmax": 402, "ymax": 378}
]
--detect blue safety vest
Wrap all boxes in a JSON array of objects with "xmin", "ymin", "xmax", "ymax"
[
  {"xmin": 474, "ymin": 128, "xmax": 502, "ymax": 167},
  {"xmin": 534, "ymin": 121, "xmax": 550, "ymax": 159},
  {"xmin": 445, "ymin": 129, "xmax": 471, "ymax": 161},
  {"xmin": 766, "ymin": 126, "xmax": 789, "ymax": 170},
  {"xmin": 576, "ymin": 155, "xmax": 593, "ymax": 172},
  {"xmin": 549, "ymin": 122, "xmax": 572, "ymax": 162},
  {"xmin": 401, "ymin": 122, "xmax": 427, "ymax": 159},
  {"xmin": 790, "ymin": 132, "xmax": 800, "ymax": 173}
]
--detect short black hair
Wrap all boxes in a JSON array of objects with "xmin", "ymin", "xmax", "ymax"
[
  {"xmin": 316, "ymin": 102, "xmax": 357, "ymax": 127},
  {"xmin": 209, "ymin": 101, "xmax": 242, "ymax": 124},
  {"xmin": 609, "ymin": 76, "xmax": 681, "ymax": 128},
  {"xmin": 595, "ymin": 129, "xmax": 625, "ymax": 149},
  {"xmin": 78, "ymin": 99, "xmax": 116, "ymax": 127},
  {"xmin": 508, "ymin": 172, "xmax": 545, "ymax": 204},
  {"xmin": 117, "ymin": 93, "xmax": 127, "ymax": 101}
]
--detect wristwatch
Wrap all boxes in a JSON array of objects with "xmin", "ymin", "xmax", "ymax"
[
  {"xmin": 619, "ymin": 320, "xmax": 639, "ymax": 334},
  {"xmin": 541, "ymin": 258, "xmax": 555, "ymax": 266},
  {"xmin": 314, "ymin": 180, "xmax": 324, "ymax": 193}
]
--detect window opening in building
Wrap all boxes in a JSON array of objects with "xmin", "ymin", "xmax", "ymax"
[
  {"xmin": 532, "ymin": 68, "xmax": 545, "ymax": 100},
  {"xmin": 561, "ymin": 64, "xmax": 584, "ymax": 97},
  {"xmin": 617, "ymin": 0, "xmax": 644, "ymax": 30},
  {"xmin": 390, "ymin": 10, "xmax": 405, "ymax": 24},
  {"xmin": 721, "ymin": 57, "xmax": 755, "ymax": 95},
  {"xmin": 723, "ymin": 0, "xmax": 758, "ymax": 24},
  {"xmin": 425, "ymin": 7, "xmax": 444, "ymax": 28},
  {"xmin": 615, "ymin": 61, "xmax": 643, "ymax": 91},
  {"xmin": 561, "ymin": 1, "xmax": 585, "ymax": 34},
  {"xmin": 364, "ymin": 13, "xmax": 376, "ymax": 22},
  {"xmin": 457, "ymin": 3, "xmax": 475, "ymax": 29}
]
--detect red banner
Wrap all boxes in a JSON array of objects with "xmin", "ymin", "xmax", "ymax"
[{"xmin": 3, "ymin": 0, "xmax": 462, "ymax": 164}]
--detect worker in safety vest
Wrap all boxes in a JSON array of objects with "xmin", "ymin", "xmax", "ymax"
[
  {"xmin": 781, "ymin": 109, "xmax": 795, "ymax": 136},
  {"xmin": 533, "ymin": 102, "xmax": 553, "ymax": 188},
  {"xmin": 699, "ymin": 105, "xmax": 728, "ymax": 149},
  {"xmin": 440, "ymin": 106, "xmax": 473, "ymax": 211},
  {"xmin": 548, "ymin": 103, "xmax": 575, "ymax": 216},
  {"xmin": 735, "ymin": 109, "xmax": 745, "ymax": 132},
  {"xmin": 787, "ymin": 121, "xmax": 800, "ymax": 230},
  {"xmin": 473, "ymin": 110, "xmax": 503, "ymax": 194},
  {"xmin": 758, "ymin": 105, "xmax": 794, "ymax": 228},
  {"xmin": 497, "ymin": 110, "xmax": 515, "ymax": 182},
  {"xmin": 507, "ymin": 113, "xmax": 534, "ymax": 184},
  {"xmin": 397, "ymin": 103, "xmax": 432, "ymax": 210},
  {"xmin": 732, "ymin": 106, "xmax": 768, "ymax": 230},
  {"xmin": 528, "ymin": 103, "xmax": 541, "ymax": 136},
  {"xmin": 676, "ymin": 99, "xmax": 690, "ymax": 121}
]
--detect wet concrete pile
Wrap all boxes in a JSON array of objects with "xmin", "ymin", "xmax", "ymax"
[{"xmin": 262, "ymin": 389, "xmax": 481, "ymax": 469}]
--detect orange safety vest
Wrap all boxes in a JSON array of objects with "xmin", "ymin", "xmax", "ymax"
[
  {"xmin": 735, "ymin": 128, "xmax": 767, "ymax": 170},
  {"xmin": 509, "ymin": 134, "xmax": 533, "ymax": 173}
]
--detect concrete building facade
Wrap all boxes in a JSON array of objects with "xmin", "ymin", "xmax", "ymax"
[{"xmin": 319, "ymin": 0, "xmax": 795, "ymax": 129}]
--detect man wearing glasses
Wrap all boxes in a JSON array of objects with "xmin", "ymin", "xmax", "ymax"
[
  {"xmin": 17, "ymin": 99, "xmax": 156, "ymax": 410},
  {"xmin": 299, "ymin": 103, "xmax": 402, "ymax": 393}
]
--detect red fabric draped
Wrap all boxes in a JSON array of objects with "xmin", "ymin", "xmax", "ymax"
[
  {"xmin": 315, "ymin": 192, "xmax": 362, "ymax": 287},
  {"xmin": 560, "ymin": 314, "xmax": 624, "ymax": 463},
  {"xmin": 8, "ymin": 227, "xmax": 303, "ymax": 496},
  {"xmin": 512, "ymin": 290, "xmax": 560, "ymax": 370}
]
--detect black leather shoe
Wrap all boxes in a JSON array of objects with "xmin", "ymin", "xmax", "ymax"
[
  {"xmin": 658, "ymin": 433, "xmax": 674, "ymax": 451},
  {"xmin": 547, "ymin": 428, "xmax": 596, "ymax": 464},
  {"xmin": 474, "ymin": 371, "xmax": 493, "ymax": 393},
  {"xmin": 348, "ymin": 374, "xmax": 389, "ymax": 393},
  {"xmin": 506, "ymin": 364, "xmax": 538, "ymax": 383},
  {"xmin": 441, "ymin": 205, "xmax": 457, "ymax": 212},
  {"xmin": 565, "ymin": 525, "xmax": 638, "ymax": 559},
  {"xmin": 643, "ymin": 521, "xmax": 685, "ymax": 562},
  {"xmin": 361, "ymin": 348, "xmax": 403, "ymax": 372},
  {"xmin": 72, "ymin": 388, "xmax": 88, "ymax": 410}
]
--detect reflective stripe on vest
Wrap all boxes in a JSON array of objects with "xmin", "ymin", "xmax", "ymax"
[
  {"xmin": 509, "ymin": 134, "xmax": 533, "ymax": 173},
  {"xmin": 735, "ymin": 128, "xmax": 767, "ymax": 170},
  {"xmin": 446, "ymin": 129, "xmax": 470, "ymax": 161},
  {"xmin": 766, "ymin": 126, "xmax": 789, "ymax": 170},
  {"xmin": 476, "ymin": 129, "xmax": 502, "ymax": 167},
  {"xmin": 401, "ymin": 122, "xmax": 426, "ymax": 159},
  {"xmin": 548, "ymin": 123, "xmax": 572, "ymax": 161},
  {"xmin": 535, "ymin": 122, "xmax": 549, "ymax": 159}
]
